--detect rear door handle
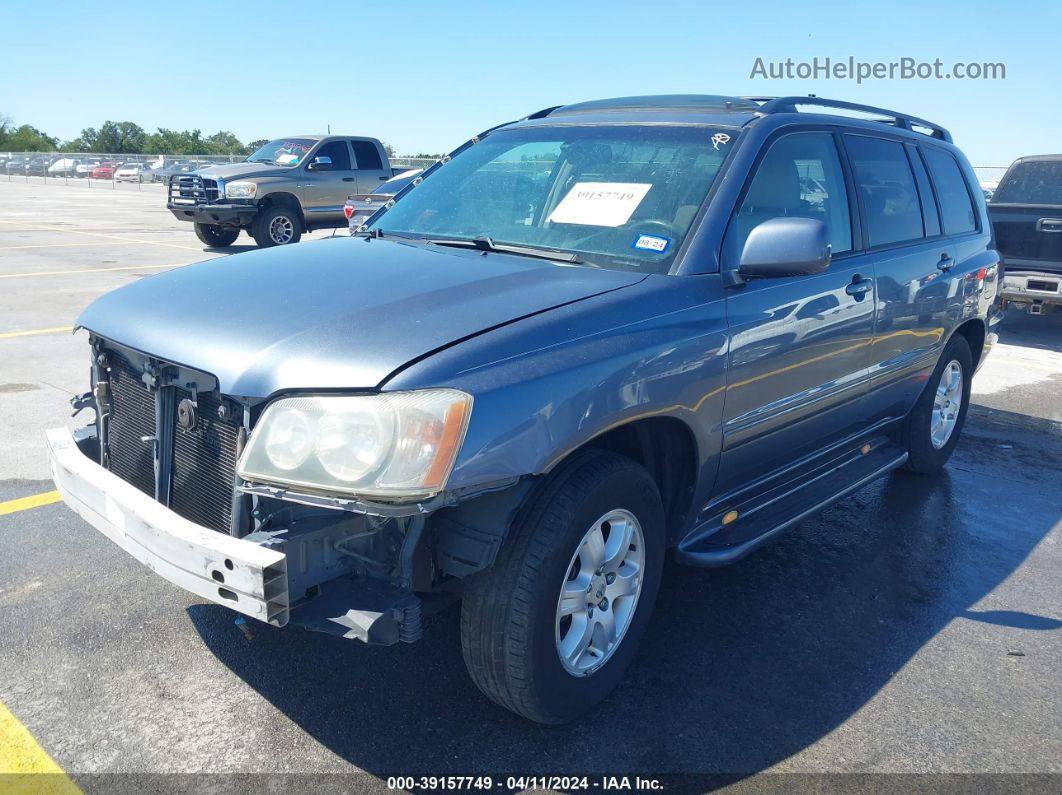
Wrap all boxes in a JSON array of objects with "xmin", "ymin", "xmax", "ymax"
[
  {"xmin": 846, "ymin": 277, "xmax": 873, "ymax": 297},
  {"xmin": 379, "ymin": 176, "xmax": 390, "ymax": 181},
  {"xmin": 342, "ymin": 177, "xmax": 355, "ymax": 182},
  {"xmin": 937, "ymin": 254, "xmax": 954, "ymax": 271}
]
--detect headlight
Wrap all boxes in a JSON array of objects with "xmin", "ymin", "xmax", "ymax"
[
  {"xmin": 237, "ymin": 390, "xmax": 472, "ymax": 500},
  {"xmin": 225, "ymin": 181, "xmax": 257, "ymax": 199}
]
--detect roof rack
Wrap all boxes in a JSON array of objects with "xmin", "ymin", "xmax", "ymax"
[{"xmin": 742, "ymin": 95, "xmax": 951, "ymax": 142}]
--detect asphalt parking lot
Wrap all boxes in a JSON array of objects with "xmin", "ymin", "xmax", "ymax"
[{"xmin": 0, "ymin": 180, "xmax": 1059, "ymax": 789}]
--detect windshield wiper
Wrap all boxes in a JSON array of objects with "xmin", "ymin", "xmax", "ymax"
[
  {"xmin": 428, "ymin": 236, "xmax": 582, "ymax": 264},
  {"xmin": 246, "ymin": 158, "xmax": 275, "ymax": 164}
]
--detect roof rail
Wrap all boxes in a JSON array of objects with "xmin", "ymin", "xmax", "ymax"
[{"xmin": 742, "ymin": 95, "xmax": 951, "ymax": 142}]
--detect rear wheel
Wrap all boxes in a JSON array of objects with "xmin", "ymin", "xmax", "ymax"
[
  {"xmin": 193, "ymin": 223, "xmax": 240, "ymax": 248},
  {"xmin": 252, "ymin": 204, "xmax": 302, "ymax": 247},
  {"xmin": 460, "ymin": 450, "xmax": 665, "ymax": 724},
  {"xmin": 902, "ymin": 334, "xmax": 973, "ymax": 473}
]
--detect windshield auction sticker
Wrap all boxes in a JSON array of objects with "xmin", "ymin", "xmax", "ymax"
[{"xmin": 548, "ymin": 182, "xmax": 652, "ymax": 227}]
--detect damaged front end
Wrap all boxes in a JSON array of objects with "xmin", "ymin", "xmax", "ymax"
[{"xmin": 51, "ymin": 335, "xmax": 508, "ymax": 645}]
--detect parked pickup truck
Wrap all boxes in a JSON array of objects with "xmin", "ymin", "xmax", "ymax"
[
  {"xmin": 989, "ymin": 154, "xmax": 1062, "ymax": 314},
  {"xmin": 50, "ymin": 95, "xmax": 999, "ymax": 724},
  {"xmin": 167, "ymin": 136, "xmax": 407, "ymax": 248}
]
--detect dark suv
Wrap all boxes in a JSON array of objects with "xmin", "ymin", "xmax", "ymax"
[{"xmin": 49, "ymin": 95, "xmax": 1000, "ymax": 724}]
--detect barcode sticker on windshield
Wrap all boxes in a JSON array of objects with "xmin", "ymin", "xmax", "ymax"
[{"xmin": 548, "ymin": 182, "xmax": 652, "ymax": 227}]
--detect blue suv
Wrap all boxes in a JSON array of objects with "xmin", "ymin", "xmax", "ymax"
[{"xmin": 50, "ymin": 95, "xmax": 1001, "ymax": 723}]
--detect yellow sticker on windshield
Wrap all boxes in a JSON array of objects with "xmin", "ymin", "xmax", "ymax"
[{"xmin": 548, "ymin": 182, "xmax": 652, "ymax": 227}]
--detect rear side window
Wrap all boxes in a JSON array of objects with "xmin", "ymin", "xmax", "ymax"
[
  {"xmin": 993, "ymin": 160, "xmax": 1062, "ymax": 205},
  {"xmin": 314, "ymin": 140, "xmax": 351, "ymax": 170},
  {"xmin": 922, "ymin": 148, "xmax": 977, "ymax": 234},
  {"xmin": 727, "ymin": 132, "xmax": 852, "ymax": 264},
  {"xmin": 907, "ymin": 146, "xmax": 941, "ymax": 237},
  {"xmin": 844, "ymin": 135, "xmax": 924, "ymax": 247},
  {"xmin": 351, "ymin": 140, "xmax": 383, "ymax": 170}
]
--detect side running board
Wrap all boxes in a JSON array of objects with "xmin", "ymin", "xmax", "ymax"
[{"xmin": 676, "ymin": 441, "xmax": 908, "ymax": 567}]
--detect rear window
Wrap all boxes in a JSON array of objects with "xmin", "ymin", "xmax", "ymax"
[
  {"xmin": 992, "ymin": 159, "xmax": 1062, "ymax": 206},
  {"xmin": 922, "ymin": 148, "xmax": 977, "ymax": 234},
  {"xmin": 844, "ymin": 135, "xmax": 924, "ymax": 247}
]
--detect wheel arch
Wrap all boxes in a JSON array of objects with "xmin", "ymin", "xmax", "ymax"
[
  {"xmin": 433, "ymin": 416, "xmax": 699, "ymax": 580},
  {"xmin": 257, "ymin": 191, "xmax": 306, "ymax": 231},
  {"xmin": 950, "ymin": 316, "xmax": 986, "ymax": 367}
]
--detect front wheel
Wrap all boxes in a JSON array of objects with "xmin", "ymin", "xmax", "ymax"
[
  {"xmin": 902, "ymin": 334, "xmax": 973, "ymax": 473},
  {"xmin": 194, "ymin": 223, "xmax": 240, "ymax": 247},
  {"xmin": 460, "ymin": 450, "xmax": 665, "ymax": 724},
  {"xmin": 251, "ymin": 205, "xmax": 302, "ymax": 248}
]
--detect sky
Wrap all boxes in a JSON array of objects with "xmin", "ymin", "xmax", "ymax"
[{"xmin": 2, "ymin": 0, "xmax": 1058, "ymax": 173}]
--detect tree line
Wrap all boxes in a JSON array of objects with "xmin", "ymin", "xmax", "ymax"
[{"xmin": 0, "ymin": 112, "xmax": 432, "ymax": 158}]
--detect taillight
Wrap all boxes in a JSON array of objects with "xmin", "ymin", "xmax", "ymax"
[{"xmin": 343, "ymin": 204, "xmax": 353, "ymax": 219}]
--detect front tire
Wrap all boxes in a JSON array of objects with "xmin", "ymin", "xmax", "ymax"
[
  {"xmin": 903, "ymin": 334, "xmax": 973, "ymax": 473},
  {"xmin": 251, "ymin": 204, "xmax": 302, "ymax": 248},
  {"xmin": 460, "ymin": 450, "xmax": 665, "ymax": 724},
  {"xmin": 194, "ymin": 223, "xmax": 240, "ymax": 247}
]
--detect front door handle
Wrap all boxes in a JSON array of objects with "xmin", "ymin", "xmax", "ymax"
[
  {"xmin": 937, "ymin": 254, "xmax": 954, "ymax": 271},
  {"xmin": 846, "ymin": 277, "xmax": 873, "ymax": 298}
]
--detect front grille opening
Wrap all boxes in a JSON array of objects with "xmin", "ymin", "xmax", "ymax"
[
  {"xmin": 170, "ymin": 388, "xmax": 240, "ymax": 533},
  {"xmin": 103, "ymin": 349, "xmax": 241, "ymax": 534},
  {"xmin": 106, "ymin": 355, "xmax": 155, "ymax": 498}
]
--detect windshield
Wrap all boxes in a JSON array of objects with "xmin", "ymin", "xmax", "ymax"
[
  {"xmin": 993, "ymin": 160, "xmax": 1062, "ymax": 205},
  {"xmin": 369, "ymin": 125, "xmax": 735, "ymax": 273},
  {"xmin": 245, "ymin": 138, "xmax": 316, "ymax": 167}
]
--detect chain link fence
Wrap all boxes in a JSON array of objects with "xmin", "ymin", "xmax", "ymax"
[
  {"xmin": 0, "ymin": 147, "xmax": 1006, "ymax": 199},
  {"xmin": 0, "ymin": 151, "xmax": 438, "ymax": 190}
]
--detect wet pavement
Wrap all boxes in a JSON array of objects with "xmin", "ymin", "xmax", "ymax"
[{"xmin": 0, "ymin": 182, "xmax": 1059, "ymax": 789}]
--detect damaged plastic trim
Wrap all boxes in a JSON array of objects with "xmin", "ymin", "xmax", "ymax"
[{"xmin": 238, "ymin": 476, "xmax": 522, "ymax": 518}]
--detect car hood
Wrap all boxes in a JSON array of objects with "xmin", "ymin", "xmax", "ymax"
[
  {"xmin": 196, "ymin": 162, "xmax": 292, "ymax": 180},
  {"xmin": 78, "ymin": 238, "xmax": 646, "ymax": 397}
]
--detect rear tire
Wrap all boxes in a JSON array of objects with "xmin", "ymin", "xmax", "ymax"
[
  {"xmin": 902, "ymin": 334, "xmax": 972, "ymax": 473},
  {"xmin": 251, "ymin": 204, "xmax": 302, "ymax": 248},
  {"xmin": 460, "ymin": 450, "xmax": 665, "ymax": 724},
  {"xmin": 193, "ymin": 223, "xmax": 240, "ymax": 248}
]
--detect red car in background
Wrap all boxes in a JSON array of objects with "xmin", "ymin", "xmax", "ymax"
[{"xmin": 90, "ymin": 162, "xmax": 120, "ymax": 179}]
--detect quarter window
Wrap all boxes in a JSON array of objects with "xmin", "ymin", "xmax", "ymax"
[
  {"xmin": 922, "ymin": 148, "xmax": 977, "ymax": 234},
  {"xmin": 727, "ymin": 132, "xmax": 852, "ymax": 265},
  {"xmin": 313, "ymin": 141, "xmax": 351, "ymax": 171},
  {"xmin": 844, "ymin": 135, "xmax": 924, "ymax": 247}
]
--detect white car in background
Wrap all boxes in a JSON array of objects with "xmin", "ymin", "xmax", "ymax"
[
  {"xmin": 47, "ymin": 158, "xmax": 82, "ymax": 178},
  {"xmin": 114, "ymin": 162, "xmax": 152, "ymax": 183},
  {"xmin": 76, "ymin": 160, "xmax": 101, "ymax": 178}
]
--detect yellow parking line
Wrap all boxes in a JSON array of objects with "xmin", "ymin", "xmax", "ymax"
[
  {"xmin": 0, "ymin": 220, "xmax": 203, "ymax": 252},
  {"xmin": 0, "ymin": 702, "xmax": 81, "ymax": 792},
  {"xmin": 0, "ymin": 263, "xmax": 185, "ymax": 279},
  {"xmin": 0, "ymin": 327, "xmax": 73, "ymax": 340},
  {"xmin": 0, "ymin": 492, "xmax": 62, "ymax": 516},
  {"xmin": 0, "ymin": 241, "xmax": 156, "ymax": 251}
]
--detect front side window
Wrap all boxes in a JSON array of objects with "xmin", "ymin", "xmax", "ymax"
[
  {"xmin": 845, "ymin": 135, "xmax": 924, "ymax": 247},
  {"xmin": 245, "ymin": 138, "xmax": 316, "ymax": 167},
  {"xmin": 313, "ymin": 140, "xmax": 351, "ymax": 170},
  {"xmin": 370, "ymin": 125, "xmax": 734, "ymax": 274},
  {"xmin": 725, "ymin": 131, "xmax": 852, "ymax": 265},
  {"xmin": 922, "ymin": 148, "xmax": 977, "ymax": 234}
]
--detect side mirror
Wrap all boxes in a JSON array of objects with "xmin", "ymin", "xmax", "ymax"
[
  {"xmin": 307, "ymin": 156, "xmax": 333, "ymax": 171},
  {"xmin": 738, "ymin": 217, "xmax": 832, "ymax": 278}
]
